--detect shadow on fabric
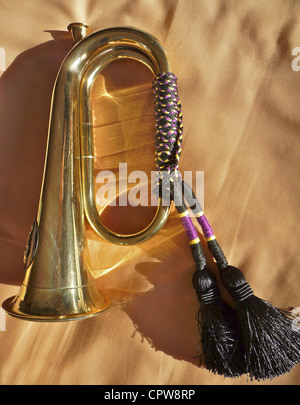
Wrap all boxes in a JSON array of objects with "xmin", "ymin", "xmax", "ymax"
[{"xmin": 0, "ymin": 33, "xmax": 74, "ymax": 285}]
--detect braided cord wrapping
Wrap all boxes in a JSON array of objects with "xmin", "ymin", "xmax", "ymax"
[
  {"xmin": 152, "ymin": 73, "xmax": 183, "ymax": 176},
  {"xmin": 152, "ymin": 73, "xmax": 207, "ymax": 274}
]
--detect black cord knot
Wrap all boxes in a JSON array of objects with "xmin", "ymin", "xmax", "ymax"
[
  {"xmin": 228, "ymin": 282, "xmax": 253, "ymax": 302},
  {"xmin": 220, "ymin": 265, "xmax": 254, "ymax": 301},
  {"xmin": 192, "ymin": 267, "xmax": 220, "ymax": 304},
  {"xmin": 196, "ymin": 286, "xmax": 219, "ymax": 304}
]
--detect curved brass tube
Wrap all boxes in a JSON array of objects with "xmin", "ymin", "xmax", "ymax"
[
  {"xmin": 2, "ymin": 24, "xmax": 172, "ymax": 321},
  {"xmin": 77, "ymin": 26, "xmax": 171, "ymax": 244}
]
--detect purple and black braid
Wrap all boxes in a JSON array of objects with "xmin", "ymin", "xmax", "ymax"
[{"xmin": 152, "ymin": 72, "xmax": 227, "ymax": 273}]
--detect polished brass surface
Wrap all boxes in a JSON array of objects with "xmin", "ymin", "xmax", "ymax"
[
  {"xmin": 2, "ymin": 24, "xmax": 171, "ymax": 321},
  {"xmin": 67, "ymin": 22, "xmax": 92, "ymax": 43}
]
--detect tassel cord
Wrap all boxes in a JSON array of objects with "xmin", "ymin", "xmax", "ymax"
[
  {"xmin": 152, "ymin": 72, "xmax": 246, "ymax": 377},
  {"xmin": 178, "ymin": 168, "xmax": 300, "ymax": 380},
  {"xmin": 152, "ymin": 71, "xmax": 300, "ymax": 380}
]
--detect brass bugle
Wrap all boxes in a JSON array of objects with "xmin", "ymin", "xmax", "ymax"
[{"xmin": 2, "ymin": 23, "xmax": 171, "ymax": 321}]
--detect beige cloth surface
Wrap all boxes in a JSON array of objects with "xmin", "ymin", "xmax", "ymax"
[{"xmin": 0, "ymin": 0, "xmax": 300, "ymax": 385}]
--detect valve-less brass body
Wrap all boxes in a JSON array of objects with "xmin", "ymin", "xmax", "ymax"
[{"xmin": 2, "ymin": 24, "xmax": 171, "ymax": 321}]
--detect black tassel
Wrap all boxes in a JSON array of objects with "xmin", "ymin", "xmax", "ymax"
[
  {"xmin": 181, "ymin": 179, "xmax": 300, "ymax": 380},
  {"xmin": 169, "ymin": 178, "xmax": 246, "ymax": 377},
  {"xmin": 192, "ymin": 266, "xmax": 245, "ymax": 377},
  {"xmin": 221, "ymin": 265, "xmax": 300, "ymax": 381}
]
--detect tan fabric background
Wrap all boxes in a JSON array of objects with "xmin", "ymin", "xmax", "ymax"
[{"xmin": 0, "ymin": 0, "xmax": 299, "ymax": 385}]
